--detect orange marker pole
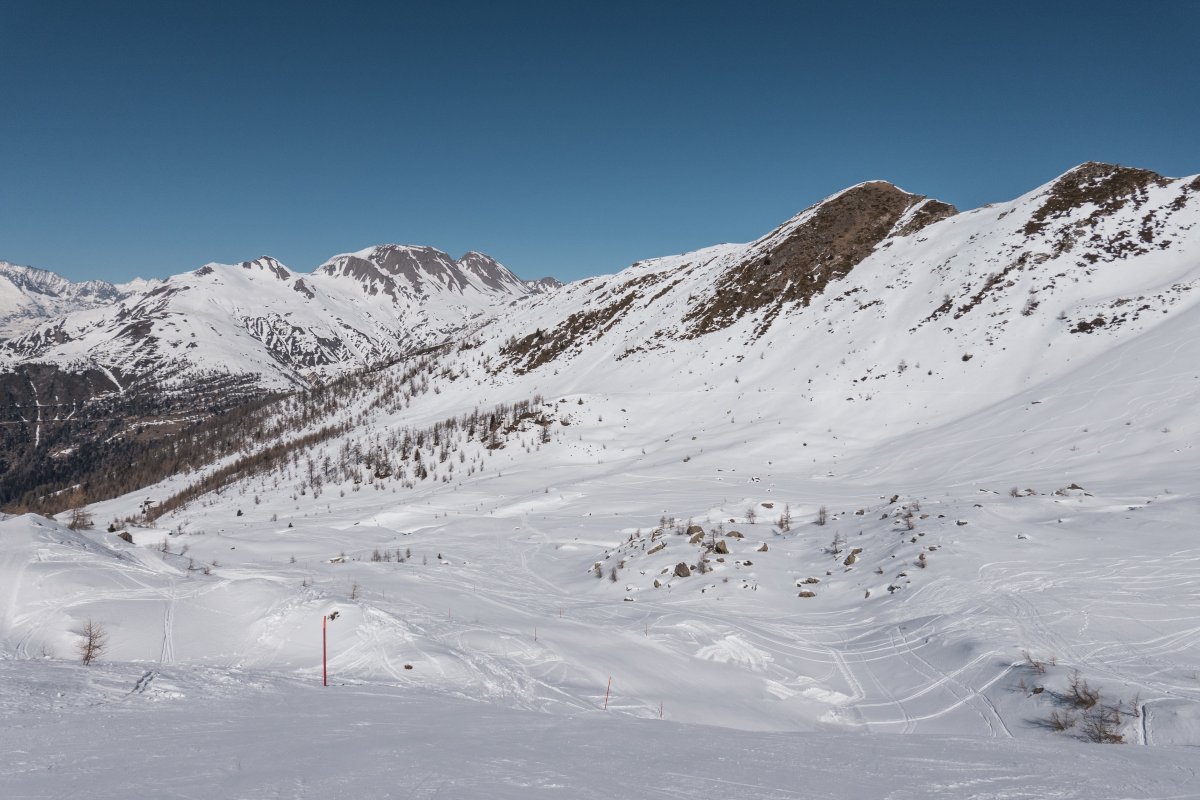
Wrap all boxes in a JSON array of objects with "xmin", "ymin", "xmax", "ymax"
[
  {"xmin": 323, "ymin": 615, "xmax": 328, "ymax": 687},
  {"xmin": 603, "ymin": 676, "xmax": 612, "ymax": 710}
]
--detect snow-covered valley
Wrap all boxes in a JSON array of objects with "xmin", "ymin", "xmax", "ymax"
[{"xmin": 2, "ymin": 162, "xmax": 1200, "ymax": 797}]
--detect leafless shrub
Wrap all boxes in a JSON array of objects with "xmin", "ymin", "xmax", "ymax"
[
  {"xmin": 1081, "ymin": 706, "xmax": 1125, "ymax": 743},
  {"xmin": 77, "ymin": 619, "xmax": 108, "ymax": 665},
  {"xmin": 1067, "ymin": 670, "xmax": 1100, "ymax": 709},
  {"xmin": 1022, "ymin": 650, "xmax": 1047, "ymax": 675},
  {"xmin": 777, "ymin": 504, "xmax": 792, "ymax": 531},
  {"xmin": 816, "ymin": 505, "xmax": 828, "ymax": 526},
  {"xmin": 1047, "ymin": 709, "xmax": 1076, "ymax": 731},
  {"xmin": 67, "ymin": 507, "xmax": 94, "ymax": 530}
]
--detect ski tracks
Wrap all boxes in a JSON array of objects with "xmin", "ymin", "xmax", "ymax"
[{"xmin": 159, "ymin": 587, "xmax": 176, "ymax": 666}]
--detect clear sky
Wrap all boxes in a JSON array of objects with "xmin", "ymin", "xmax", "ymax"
[{"xmin": 2, "ymin": 1, "xmax": 1197, "ymax": 284}]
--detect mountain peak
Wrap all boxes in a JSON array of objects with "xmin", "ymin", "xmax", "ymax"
[
  {"xmin": 192, "ymin": 257, "xmax": 293, "ymax": 281},
  {"xmin": 455, "ymin": 251, "xmax": 525, "ymax": 294},
  {"xmin": 1059, "ymin": 161, "xmax": 1163, "ymax": 182},
  {"xmin": 318, "ymin": 244, "xmax": 458, "ymax": 291},
  {"xmin": 686, "ymin": 180, "xmax": 951, "ymax": 336},
  {"xmin": 240, "ymin": 256, "xmax": 293, "ymax": 280},
  {"xmin": 316, "ymin": 244, "xmax": 542, "ymax": 301},
  {"xmin": 1024, "ymin": 162, "xmax": 1173, "ymax": 237}
]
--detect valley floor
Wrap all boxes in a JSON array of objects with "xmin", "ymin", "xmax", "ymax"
[{"xmin": 3, "ymin": 330, "xmax": 1200, "ymax": 797}]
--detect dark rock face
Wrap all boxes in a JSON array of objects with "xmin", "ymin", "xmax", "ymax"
[
  {"xmin": 892, "ymin": 198, "xmax": 958, "ymax": 238},
  {"xmin": 1020, "ymin": 163, "xmax": 1187, "ymax": 264},
  {"xmin": 1023, "ymin": 163, "xmax": 1168, "ymax": 237},
  {"xmin": 686, "ymin": 182, "xmax": 934, "ymax": 336},
  {"xmin": 366, "ymin": 245, "xmax": 464, "ymax": 292}
]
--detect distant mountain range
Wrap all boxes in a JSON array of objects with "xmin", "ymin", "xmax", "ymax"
[
  {"xmin": 0, "ymin": 262, "xmax": 161, "ymax": 338},
  {"xmin": 0, "ymin": 248, "xmax": 559, "ymax": 388}
]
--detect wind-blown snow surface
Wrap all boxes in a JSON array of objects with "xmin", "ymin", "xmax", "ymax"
[{"xmin": 3, "ymin": 164, "xmax": 1200, "ymax": 796}]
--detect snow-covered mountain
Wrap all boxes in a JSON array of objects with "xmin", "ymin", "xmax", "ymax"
[
  {"xmin": 2, "ymin": 162, "xmax": 1200, "ymax": 796},
  {"xmin": 0, "ymin": 262, "xmax": 159, "ymax": 338},
  {"xmin": 14, "ymin": 161, "xmax": 1192, "ymax": 402},
  {"xmin": 1, "ymin": 247, "xmax": 554, "ymax": 390},
  {"xmin": 494, "ymin": 163, "xmax": 1198, "ymax": 384}
]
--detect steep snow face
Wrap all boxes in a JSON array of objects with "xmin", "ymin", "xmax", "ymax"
[
  {"xmin": 1, "ymin": 249, "xmax": 545, "ymax": 390},
  {"xmin": 0, "ymin": 262, "xmax": 156, "ymax": 338}
]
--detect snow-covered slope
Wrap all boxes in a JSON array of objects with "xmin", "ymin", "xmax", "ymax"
[
  {"xmin": 494, "ymin": 163, "xmax": 1199, "ymax": 388},
  {"xmin": 0, "ymin": 262, "xmax": 157, "ymax": 338},
  {"xmin": 2, "ymin": 162, "xmax": 1199, "ymax": 795}
]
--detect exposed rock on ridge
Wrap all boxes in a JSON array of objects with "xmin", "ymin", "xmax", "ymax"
[{"xmin": 687, "ymin": 182, "xmax": 956, "ymax": 336}]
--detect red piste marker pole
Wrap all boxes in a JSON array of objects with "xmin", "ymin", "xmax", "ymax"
[
  {"xmin": 323, "ymin": 615, "xmax": 328, "ymax": 687},
  {"xmin": 603, "ymin": 676, "xmax": 612, "ymax": 710}
]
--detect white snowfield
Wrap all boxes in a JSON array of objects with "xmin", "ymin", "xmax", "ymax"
[{"xmin": 2, "ymin": 163, "xmax": 1200, "ymax": 797}]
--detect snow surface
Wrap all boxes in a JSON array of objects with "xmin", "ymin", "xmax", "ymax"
[
  {"xmin": 3, "ymin": 164, "xmax": 1200, "ymax": 796},
  {"xmin": 3, "ymin": 661, "xmax": 1198, "ymax": 799}
]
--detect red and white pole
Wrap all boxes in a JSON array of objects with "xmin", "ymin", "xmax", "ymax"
[
  {"xmin": 603, "ymin": 676, "xmax": 612, "ymax": 710},
  {"xmin": 323, "ymin": 614, "xmax": 328, "ymax": 687}
]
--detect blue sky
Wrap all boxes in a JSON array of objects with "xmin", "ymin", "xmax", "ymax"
[{"xmin": 2, "ymin": 1, "xmax": 1197, "ymax": 283}]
